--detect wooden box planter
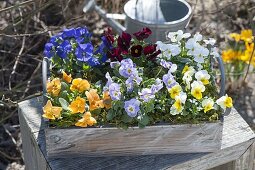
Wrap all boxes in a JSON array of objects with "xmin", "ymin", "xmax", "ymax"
[{"xmin": 45, "ymin": 122, "xmax": 223, "ymax": 158}]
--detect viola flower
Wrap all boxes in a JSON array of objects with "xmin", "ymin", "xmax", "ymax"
[
  {"xmin": 147, "ymin": 49, "xmax": 161, "ymax": 61},
  {"xmin": 133, "ymin": 27, "xmax": 152, "ymax": 41},
  {"xmin": 151, "ymin": 78, "xmax": 163, "ymax": 94},
  {"xmin": 169, "ymin": 84, "xmax": 182, "ymax": 99},
  {"xmin": 203, "ymin": 38, "xmax": 216, "ymax": 46},
  {"xmin": 70, "ymin": 78, "xmax": 90, "ymax": 93},
  {"xmin": 131, "ymin": 45, "xmax": 143, "ymax": 57},
  {"xmin": 193, "ymin": 46, "xmax": 209, "ymax": 63},
  {"xmin": 160, "ymin": 60, "xmax": 177, "ymax": 72},
  {"xmin": 75, "ymin": 43, "xmax": 94, "ymax": 62},
  {"xmin": 110, "ymin": 61, "xmax": 120, "ymax": 68},
  {"xmin": 75, "ymin": 112, "xmax": 97, "ymax": 127},
  {"xmin": 107, "ymin": 48, "xmax": 123, "ymax": 61},
  {"xmin": 182, "ymin": 65, "xmax": 195, "ymax": 75},
  {"xmin": 157, "ymin": 43, "xmax": 181, "ymax": 59},
  {"xmin": 191, "ymin": 81, "xmax": 205, "ymax": 100},
  {"xmin": 202, "ymin": 98, "xmax": 214, "ymax": 113},
  {"xmin": 124, "ymin": 98, "xmax": 141, "ymax": 117},
  {"xmin": 103, "ymin": 91, "xmax": 112, "ymax": 109},
  {"xmin": 162, "ymin": 72, "xmax": 177, "ymax": 89},
  {"xmin": 143, "ymin": 44, "xmax": 157, "ymax": 55},
  {"xmin": 168, "ymin": 30, "xmax": 191, "ymax": 43},
  {"xmin": 47, "ymin": 78, "xmax": 61, "ymax": 96},
  {"xmin": 42, "ymin": 100, "xmax": 62, "ymax": 120},
  {"xmin": 117, "ymin": 31, "xmax": 131, "ymax": 54},
  {"xmin": 195, "ymin": 70, "xmax": 210, "ymax": 85},
  {"xmin": 44, "ymin": 43, "xmax": 54, "ymax": 58},
  {"xmin": 182, "ymin": 72, "xmax": 193, "ymax": 90},
  {"xmin": 69, "ymin": 96, "xmax": 86, "ymax": 114},
  {"xmin": 104, "ymin": 27, "xmax": 114, "ymax": 45},
  {"xmin": 62, "ymin": 71, "xmax": 72, "ymax": 83},
  {"xmin": 109, "ymin": 83, "xmax": 122, "ymax": 101},
  {"xmin": 85, "ymin": 89, "xmax": 104, "ymax": 111},
  {"xmin": 119, "ymin": 58, "xmax": 136, "ymax": 78},
  {"xmin": 216, "ymin": 94, "xmax": 233, "ymax": 110},
  {"xmin": 126, "ymin": 78, "xmax": 134, "ymax": 92},
  {"xmin": 104, "ymin": 72, "xmax": 113, "ymax": 91},
  {"xmin": 139, "ymin": 88, "xmax": 155, "ymax": 102},
  {"xmin": 185, "ymin": 38, "xmax": 200, "ymax": 56},
  {"xmin": 56, "ymin": 40, "xmax": 72, "ymax": 59}
]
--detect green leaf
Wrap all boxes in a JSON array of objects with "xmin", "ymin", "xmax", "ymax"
[
  {"xmin": 61, "ymin": 82, "xmax": 69, "ymax": 91},
  {"xmin": 59, "ymin": 98, "xmax": 69, "ymax": 110},
  {"xmin": 106, "ymin": 109, "xmax": 115, "ymax": 121},
  {"xmin": 139, "ymin": 114, "xmax": 150, "ymax": 126},
  {"xmin": 121, "ymin": 113, "xmax": 133, "ymax": 123}
]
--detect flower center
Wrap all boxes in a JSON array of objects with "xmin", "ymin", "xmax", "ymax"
[{"xmin": 135, "ymin": 49, "xmax": 138, "ymax": 53}]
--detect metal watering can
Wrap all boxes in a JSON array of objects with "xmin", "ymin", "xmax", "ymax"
[{"xmin": 83, "ymin": 0, "xmax": 192, "ymax": 42}]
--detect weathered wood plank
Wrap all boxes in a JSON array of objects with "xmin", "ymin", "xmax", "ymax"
[
  {"xmin": 18, "ymin": 97, "xmax": 255, "ymax": 170},
  {"xmin": 45, "ymin": 122, "xmax": 223, "ymax": 157}
]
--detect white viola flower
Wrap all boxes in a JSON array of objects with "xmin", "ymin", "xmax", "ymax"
[
  {"xmin": 211, "ymin": 47, "xmax": 220, "ymax": 58},
  {"xmin": 163, "ymin": 44, "xmax": 181, "ymax": 59},
  {"xmin": 170, "ymin": 92, "xmax": 187, "ymax": 115},
  {"xmin": 168, "ymin": 30, "xmax": 191, "ymax": 43},
  {"xmin": 197, "ymin": 63, "xmax": 203, "ymax": 70},
  {"xmin": 185, "ymin": 38, "xmax": 200, "ymax": 56},
  {"xmin": 182, "ymin": 65, "xmax": 195, "ymax": 76},
  {"xmin": 156, "ymin": 41, "xmax": 168, "ymax": 51},
  {"xmin": 176, "ymin": 91, "xmax": 187, "ymax": 104},
  {"xmin": 203, "ymin": 38, "xmax": 216, "ymax": 46},
  {"xmin": 193, "ymin": 46, "xmax": 209, "ymax": 63},
  {"xmin": 182, "ymin": 72, "xmax": 193, "ymax": 89},
  {"xmin": 170, "ymin": 105, "xmax": 181, "ymax": 115},
  {"xmin": 169, "ymin": 63, "xmax": 177, "ymax": 73},
  {"xmin": 195, "ymin": 70, "xmax": 211, "ymax": 85},
  {"xmin": 216, "ymin": 94, "xmax": 233, "ymax": 110},
  {"xmin": 193, "ymin": 32, "xmax": 203, "ymax": 41},
  {"xmin": 202, "ymin": 98, "xmax": 215, "ymax": 113}
]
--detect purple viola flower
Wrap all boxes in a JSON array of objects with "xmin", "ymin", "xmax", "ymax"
[
  {"xmin": 119, "ymin": 59, "xmax": 136, "ymax": 78},
  {"xmin": 56, "ymin": 40, "xmax": 72, "ymax": 59},
  {"xmin": 160, "ymin": 59, "xmax": 172, "ymax": 69},
  {"xmin": 75, "ymin": 43, "xmax": 93, "ymax": 62},
  {"xmin": 125, "ymin": 78, "xmax": 134, "ymax": 92},
  {"xmin": 139, "ymin": 88, "xmax": 155, "ymax": 102},
  {"xmin": 163, "ymin": 72, "xmax": 177, "ymax": 89},
  {"xmin": 124, "ymin": 98, "xmax": 140, "ymax": 117},
  {"xmin": 43, "ymin": 43, "xmax": 54, "ymax": 58},
  {"xmin": 109, "ymin": 83, "xmax": 122, "ymax": 101},
  {"xmin": 151, "ymin": 78, "xmax": 163, "ymax": 94},
  {"xmin": 130, "ymin": 73, "xmax": 142, "ymax": 85}
]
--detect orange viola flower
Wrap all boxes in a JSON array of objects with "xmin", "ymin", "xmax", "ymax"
[
  {"xmin": 69, "ymin": 96, "xmax": 86, "ymax": 114},
  {"xmin": 75, "ymin": 112, "xmax": 97, "ymax": 127},
  {"xmin": 70, "ymin": 78, "xmax": 90, "ymax": 93},
  {"xmin": 103, "ymin": 91, "xmax": 112, "ymax": 109},
  {"xmin": 42, "ymin": 100, "xmax": 62, "ymax": 120},
  {"xmin": 46, "ymin": 78, "xmax": 61, "ymax": 96},
  {"xmin": 85, "ymin": 89, "xmax": 104, "ymax": 111},
  {"xmin": 62, "ymin": 71, "xmax": 72, "ymax": 83}
]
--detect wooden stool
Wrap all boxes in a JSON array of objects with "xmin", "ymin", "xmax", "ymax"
[{"xmin": 18, "ymin": 97, "xmax": 255, "ymax": 170}]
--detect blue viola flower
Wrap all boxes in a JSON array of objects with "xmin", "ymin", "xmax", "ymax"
[
  {"xmin": 43, "ymin": 43, "xmax": 54, "ymax": 58},
  {"xmin": 62, "ymin": 28, "xmax": 76, "ymax": 39},
  {"xmin": 56, "ymin": 40, "xmax": 72, "ymax": 59},
  {"xmin": 109, "ymin": 83, "xmax": 122, "ymax": 101},
  {"xmin": 138, "ymin": 88, "xmax": 155, "ymax": 102},
  {"xmin": 125, "ymin": 77, "xmax": 134, "ymax": 92},
  {"xmin": 124, "ymin": 98, "xmax": 140, "ymax": 117},
  {"xmin": 87, "ymin": 57, "xmax": 100, "ymax": 67},
  {"xmin": 151, "ymin": 78, "xmax": 163, "ymax": 94},
  {"xmin": 75, "ymin": 43, "xmax": 93, "ymax": 62},
  {"xmin": 49, "ymin": 34, "xmax": 62, "ymax": 46},
  {"xmin": 162, "ymin": 72, "xmax": 177, "ymax": 89}
]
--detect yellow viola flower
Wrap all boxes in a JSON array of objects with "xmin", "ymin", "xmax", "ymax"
[
  {"xmin": 222, "ymin": 49, "xmax": 236, "ymax": 63},
  {"xmin": 85, "ymin": 89, "xmax": 104, "ymax": 111},
  {"xmin": 229, "ymin": 33, "xmax": 241, "ymax": 42},
  {"xmin": 169, "ymin": 84, "xmax": 182, "ymax": 99},
  {"xmin": 170, "ymin": 92, "xmax": 187, "ymax": 115},
  {"xmin": 69, "ymin": 96, "xmax": 86, "ymax": 114},
  {"xmin": 173, "ymin": 98, "xmax": 182, "ymax": 112},
  {"xmin": 70, "ymin": 78, "xmax": 90, "ymax": 93},
  {"xmin": 103, "ymin": 91, "xmax": 112, "ymax": 109},
  {"xmin": 202, "ymin": 98, "xmax": 214, "ymax": 113},
  {"xmin": 191, "ymin": 81, "xmax": 205, "ymax": 100},
  {"xmin": 46, "ymin": 78, "xmax": 61, "ymax": 96},
  {"xmin": 62, "ymin": 71, "xmax": 72, "ymax": 83},
  {"xmin": 75, "ymin": 112, "xmax": 97, "ymax": 127},
  {"xmin": 195, "ymin": 70, "xmax": 210, "ymax": 85},
  {"xmin": 216, "ymin": 94, "xmax": 233, "ymax": 110},
  {"xmin": 182, "ymin": 65, "xmax": 195, "ymax": 75},
  {"xmin": 240, "ymin": 29, "xmax": 253, "ymax": 42},
  {"xmin": 42, "ymin": 100, "xmax": 62, "ymax": 120}
]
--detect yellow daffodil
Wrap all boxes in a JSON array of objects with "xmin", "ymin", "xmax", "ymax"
[
  {"xmin": 202, "ymin": 98, "xmax": 214, "ymax": 113},
  {"xmin": 62, "ymin": 71, "xmax": 72, "ymax": 83},
  {"xmin": 191, "ymin": 81, "xmax": 205, "ymax": 100},
  {"xmin": 229, "ymin": 33, "xmax": 240, "ymax": 42},
  {"xmin": 103, "ymin": 91, "xmax": 112, "ymax": 109},
  {"xmin": 46, "ymin": 78, "xmax": 61, "ymax": 96},
  {"xmin": 169, "ymin": 84, "xmax": 182, "ymax": 99},
  {"xmin": 216, "ymin": 94, "xmax": 233, "ymax": 110},
  {"xmin": 85, "ymin": 89, "xmax": 104, "ymax": 111},
  {"xmin": 240, "ymin": 29, "xmax": 253, "ymax": 42},
  {"xmin": 195, "ymin": 70, "xmax": 210, "ymax": 85},
  {"xmin": 70, "ymin": 78, "xmax": 90, "ymax": 93},
  {"xmin": 75, "ymin": 112, "xmax": 97, "ymax": 127},
  {"xmin": 42, "ymin": 100, "xmax": 62, "ymax": 120},
  {"xmin": 222, "ymin": 49, "xmax": 236, "ymax": 63},
  {"xmin": 69, "ymin": 96, "xmax": 86, "ymax": 114}
]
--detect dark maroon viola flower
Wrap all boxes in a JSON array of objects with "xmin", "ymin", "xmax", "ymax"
[
  {"xmin": 104, "ymin": 28, "xmax": 114, "ymax": 45},
  {"xmin": 143, "ymin": 44, "xmax": 157, "ymax": 55},
  {"xmin": 131, "ymin": 45, "xmax": 143, "ymax": 57},
  {"xmin": 107, "ymin": 48, "xmax": 123, "ymax": 61},
  {"xmin": 133, "ymin": 27, "xmax": 152, "ymax": 41},
  {"xmin": 147, "ymin": 50, "xmax": 161, "ymax": 61},
  {"xmin": 117, "ymin": 32, "xmax": 132, "ymax": 54}
]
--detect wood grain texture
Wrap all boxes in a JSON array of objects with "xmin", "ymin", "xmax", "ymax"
[
  {"xmin": 45, "ymin": 122, "xmax": 223, "ymax": 158},
  {"xmin": 234, "ymin": 142, "xmax": 255, "ymax": 170},
  {"xmin": 18, "ymin": 97, "xmax": 255, "ymax": 170}
]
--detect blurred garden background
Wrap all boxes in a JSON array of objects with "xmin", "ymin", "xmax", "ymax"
[{"xmin": 0, "ymin": 0, "xmax": 255, "ymax": 169}]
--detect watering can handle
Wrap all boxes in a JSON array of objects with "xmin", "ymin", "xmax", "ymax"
[
  {"xmin": 42, "ymin": 57, "xmax": 49, "ymax": 104},
  {"xmin": 217, "ymin": 56, "xmax": 225, "ymax": 97}
]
